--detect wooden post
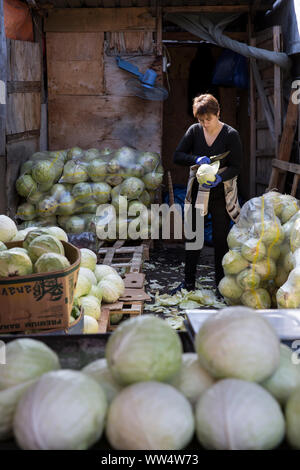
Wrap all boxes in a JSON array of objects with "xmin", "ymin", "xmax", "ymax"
[
  {"xmin": 249, "ymin": 37, "xmax": 257, "ymax": 197},
  {"xmin": 250, "ymin": 61, "xmax": 275, "ymax": 145},
  {"xmin": 156, "ymin": 5, "xmax": 162, "ymax": 57},
  {"xmin": 268, "ymin": 94, "xmax": 299, "ymax": 191},
  {"xmin": 273, "ymin": 26, "xmax": 282, "ymax": 157},
  {"xmin": 0, "ymin": 0, "xmax": 7, "ymax": 213}
]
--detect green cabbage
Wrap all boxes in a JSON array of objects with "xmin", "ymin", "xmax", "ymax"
[
  {"xmin": 106, "ymin": 382, "xmax": 194, "ymax": 450},
  {"xmin": 0, "ymin": 338, "xmax": 60, "ymax": 390},
  {"xmin": 82, "ymin": 358, "xmax": 122, "ymax": 404},
  {"xmin": 0, "ymin": 215, "xmax": 18, "ymax": 243},
  {"xmin": 195, "ymin": 379, "xmax": 285, "ymax": 450},
  {"xmin": 34, "ymin": 253, "xmax": 70, "ymax": 273},
  {"xmin": 87, "ymin": 159, "xmax": 107, "ymax": 182},
  {"xmin": 195, "ymin": 306, "xmax": 280, "ymax": 382},
  {"xmin": 16, "ymin": 203, "xmax": 36, "ymax": 221},
  {"xmin": 27, "ymin": 234, "xmax": 65, "ymax": 263},
  {"xmin": 261, "ymin": 344, "xmax": 300, "ymax": 405},
  {"xmin": 13, "ymin": 370, "xmax": 107, "ymax": 450},
  {"xmin": 80, "ymin": 248, "xmax": 97, "ymax": 271},
  {"xmin": 170, "ymin": 353, "xmax": 214, "ymax": 406},
  {"xmin": 0, "ymin": 250, "xmax": 33, "ymax": 277},
  {"xmin": 31, "ymin": 160, "xmax": 56, "ymax": 184},
  {"xmin": 105, "ymin": 315, "xmax": 182, "ymax": 385},
  {"xmin": 16, "ymin": 175, "xmax": 37, "ymax": 198}
]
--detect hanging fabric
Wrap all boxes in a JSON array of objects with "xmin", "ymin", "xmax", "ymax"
[{"xmin": 164, "ymin": 12, "xmax": 291, "ymax": 70}]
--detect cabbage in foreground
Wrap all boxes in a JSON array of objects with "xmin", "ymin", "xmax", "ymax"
[
  {"xmin": 195, "ymin": 306, "xmax": 280, "ymax": 382},
  {"xmin": 285, "ymin": 388, "xmax": 300, "ymax": 449},
  {"xmin": 82, "ymin": 358, "xmax": 122, "ymax": 404},
  {"xmin": 105, "ymin": 315, "xmax": 182, "ymax": 385},
  {"xmin": 261, "ymin": 344, "xmax": 300, "ymax": 405},
  {"xmin": 106, "ymin": 381, "xmax": 194, "ymax": 450},
  {"xmin": 13, "ymin": 370, "xmax": 108, "ymax": 450},
  {"xmin": 169, "ymin": 353, "xmax": 214, "ymax": 406},
  {"xmin": 0, "ymin": 338, "xmax": 60, "ymax": 390},
  {"xmin": 195, "ymin": 379, "xmax": 285, "ymax": 450}
]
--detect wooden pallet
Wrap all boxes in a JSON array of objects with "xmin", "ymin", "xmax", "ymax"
[
  {"xmin": 98, "ymin": 287, "xmax": 151, "ymax": 332},
  {"xmin": 97, "ymin": 239, "xmax": 152, "ymax": 273}
]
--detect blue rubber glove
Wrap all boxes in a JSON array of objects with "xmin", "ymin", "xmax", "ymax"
[
  {"xmin": 195, "ymin": 156, "xmax": 211, "ymax": 165},
  {"xmin": 202, "ymin": 174, "xmax": 222, "ymax": 189}
]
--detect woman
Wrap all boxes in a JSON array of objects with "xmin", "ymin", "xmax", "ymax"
[{"xmin": 173, "ymin": 93, "xmax": 243, "ymax": 292}]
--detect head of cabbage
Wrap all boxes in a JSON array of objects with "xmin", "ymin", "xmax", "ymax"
[
  {"xmin": 105, "ymin": 315, "xmax": 182, "ymax": 386},
  {"xmin": 106, "ymin": 381, "xmax": 194, "ymax": 451},
  {"xmin": 195, "ymin": 379, "xmax": 285, "ymax": 450},
  {"xmin": 195, "ymin": 306, "xmax": 280, "ymax": 382},
  {"xmin": 196, "ymin": 162, "xmax": 220, "ymax": 186},
  {"xmin": 13, "ymin": 369, "xmax": 107, "ymax": 450}
]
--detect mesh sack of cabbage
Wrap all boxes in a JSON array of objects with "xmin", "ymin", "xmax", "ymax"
[
  {"xmin": 15, "ymin": 146, "xmax": 163, "ymax": 242},
  {"xmin": 218, "ymin": 191, "xmax": 300, "ymax": 309},
  {"xmin": 15, "ymin": 150, "xmax": 68, "ymax": 222}
]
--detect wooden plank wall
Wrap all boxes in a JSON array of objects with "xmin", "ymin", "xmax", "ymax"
[
  {"xmin": 6, "ymin": 40, "xmax": 42, "ymax": 217},
  {"xmin": 0, "ymin": 0, "xmax": 7, "ymax": 213},
  {"xmin": 45, "ymin": 8, "xmax": 163, "ymax": 154},
  {"xmin": 250, "ymin": 27, "xmax": 282, "ymax": 197},
  {"xmin": 162, "ymin": 46, "xmax": 197, "ymax": 187}
]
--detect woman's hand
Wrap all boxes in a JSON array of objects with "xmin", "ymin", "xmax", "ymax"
[
  {"xmin": 202, "ymin": 174, "xmax": 222, "ymax": 188},
  {"xmin": 195, "ymin": 156, "xmax": 211, "ymax": 165}
]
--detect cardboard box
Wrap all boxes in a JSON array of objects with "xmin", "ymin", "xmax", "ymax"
[{"xmin": 0, "ymin": 241, "xmax": 80, "ymax": 333}]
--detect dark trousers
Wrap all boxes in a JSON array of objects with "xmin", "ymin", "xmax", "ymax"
[{"xmin": 184, "ymin": 182, "xmax": 231, "ymax": 287}]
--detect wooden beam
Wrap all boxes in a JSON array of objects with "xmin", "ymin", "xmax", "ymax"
[
  {"xmin": 7, "ymin": 82, "xmax": 41, "ymax": 94},
  {"xmin": 251, "ymin": 60, "xmax": 275, "ymax": 144},
  {"xmin": 164, "ymin": 5, "xmax": 250, "ymax": 13},
  {"xmin": 163, "ymin": 31, "xmax": 248, "ymax": 42},
  {"xmin": 6, "ymin": 129, "xmax": 40, "ymax": 144},
  {"xmin": 44, "ymin": 8, "xmax": 156, "ymax": 32},
  {"xmin": 277, "ymin": 92, "xmax": 299, "ymax": 162},
  {"xmin": 271, "ymin": 159, "xmax": 300, "ymax": 176}
]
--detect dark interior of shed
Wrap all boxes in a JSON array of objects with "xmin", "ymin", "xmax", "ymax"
[{"xmin": 160, "ymin": 14, "xmax": 251, "ymax": 205}]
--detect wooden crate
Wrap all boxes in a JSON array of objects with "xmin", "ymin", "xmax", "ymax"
[
  {"xmin": 98, "ymin": 286, "xmax": 150, "ymax": 333},
  {"xmin": 98, "ymin": 301, "xmax": 143, "ymax": 332},
  {"xmin": 97, "ymin": 239, "xmax": 152, "ymax": 273}
]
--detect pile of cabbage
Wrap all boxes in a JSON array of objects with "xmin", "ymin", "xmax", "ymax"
[
  {"xmin": 74, "ymin": 248, "xmax": 125, "ymax": 334},
  {"xmin": 15, "ymin": 146, "xmax": 163, "ymax": 240},
  {"xmin": 219, "ymin": 191, "xmax": 300, "ymax": 309},
  {"xmin": 0, "ymin": 225, "xmax": 71, "ymax": 278},
  {"xmin": 3, "ymin": 308, "xmax": 300, "ymax": 450}
]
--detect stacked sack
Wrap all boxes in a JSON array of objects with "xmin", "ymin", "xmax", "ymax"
[
  {"xmin": 71, "ymin": 248, "xmax": 126, "ymax": 333},
  {"xmin": 219, "ymin": 191, "xmax": 300, "ymax": 309},
  {"xmin": 15, "ymin": 146, "xmax": 164, "ymax": 239}
]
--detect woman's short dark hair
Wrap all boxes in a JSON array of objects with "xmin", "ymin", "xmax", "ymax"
[{"xmin": 193, "ymin": 94, "xmax": 220, "ymax": 119}]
